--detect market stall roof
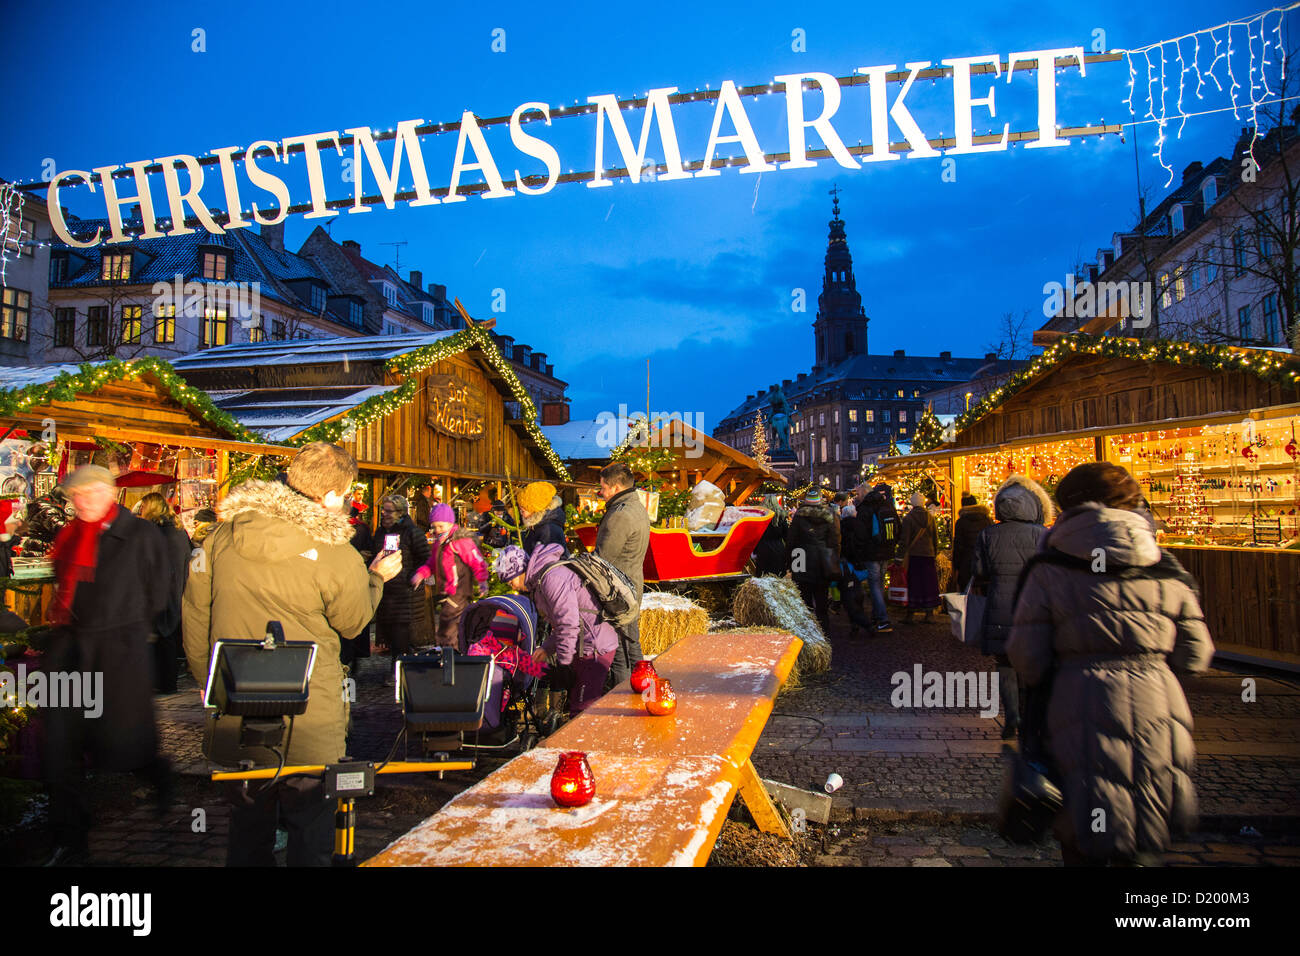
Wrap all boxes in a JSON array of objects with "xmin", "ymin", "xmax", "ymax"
[
  {"xmin": 207, "ymin": 385, "xmax": 401, "ymax": 442},
  {"xmin": 878, "ymin": 335, "xmax": 1300, "ymax": 469},
  {"xmin": 542, "ymin": 417, "xmax": 631, "ymax": 464},
  {"xmin": 0, "ymin": 359, "xmax": 294, "ymax": 456},
  {"xmin": 171, "ymin": 326, "xmax": 569, "ymax": 480}
]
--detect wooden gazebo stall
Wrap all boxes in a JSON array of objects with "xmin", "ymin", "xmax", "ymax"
[
  {"xmin": 881, "ymin": 336, "xmax": 1300, "ymax": 669},
  {"xmin": 171, "ymin": 325, "xmax": 568, "ymax": 521}
]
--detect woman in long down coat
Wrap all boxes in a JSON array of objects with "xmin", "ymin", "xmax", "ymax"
[
  {"xmin": 1007, "ymin": 462, "xmax": 1214, "ymax": 866},
  {"xmin": 373, "ymin": 495, "xmax": 432, "ymax": 655},
  {"xmin": 899, "ymin": 491, "xmax": 940, "ymax": 620}
]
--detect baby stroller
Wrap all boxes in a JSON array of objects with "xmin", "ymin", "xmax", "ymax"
[{"xmin": 458, "ymin": 594, "xmax": 553, "ymax": 752}]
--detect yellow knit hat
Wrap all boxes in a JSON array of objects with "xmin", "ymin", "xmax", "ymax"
[{"xmin": 516, "ymin": 481, "xmax": 557, "ymax": 515}]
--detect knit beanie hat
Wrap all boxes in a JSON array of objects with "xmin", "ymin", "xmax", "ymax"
[
  {"xmin": 517, "ymin": 481, "xmax": 557, "ymax": 515},
  {"xmin": 909, "ymin": 491, "xmax": 925, "ymax": 508},
  {"xmin": 431, "ymin": 503, "xmax": 455, "ymax": 524},
  {"xmin": 488, "ymin": 609, "xmax": 520, "ymax": 640},
  {"xmin": 492, "ymin": 544, "xmax": 528, "ymax": 581}
]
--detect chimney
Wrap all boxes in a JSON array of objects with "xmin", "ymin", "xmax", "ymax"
[
  {"xmin": 757, "ymin": 389, "xmax": 766, "ymax": 398},
  {"xmin": 797, "ymin": 372, "xmax": 807, "ymax": 381},
  {"xmin": 430, "ymin": 282, "xmax": 446, "ymax": 299},
  {"xmin": 545, "ymin": 362, "xmax": 554, "ymax": 376},
  {"xmin": 261, "ymin": 221, "xmax": 285, "ymax": 253},
  {"xmin": 342, "ymin": 239, "xmax": 361, "ymax": 253},
  {"xmin": 1182, "ymin": 160, "xmax": 1204, "ymax": 184},
  {"xmin": 782, "ymin": 378, "xmax": 792, "ymax": 389},
  {"xmin": 409, "ymin": 270, "xmax": 422, "ymax": 290},
  {"xmin": 746, "ymin": 394, "xmax": 755, "ymax": 402},
  {"xmin": 939, "ymin": 350, "xmax": 952, "ymax": 361},
  {"xmin": 984, "ymin": 352, "xmax": 998, "ymax": 362},
  {"xmin": 893, "ymin": 349, "xmax": 905, "ymax": 359}
]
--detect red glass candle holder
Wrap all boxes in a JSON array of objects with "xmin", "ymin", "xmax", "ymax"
[
  {"xmin": 629, "ymin": 659, "xmax": 658, "ymax": 693},
  {"xmin": 550, "ymin": 751, "xmax": 596, "ymax": 808},
  {"xmin": 643, "ymin": 677, "xmax": 678, "ymax": 716}
]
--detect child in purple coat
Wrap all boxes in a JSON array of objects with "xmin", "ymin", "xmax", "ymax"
[
  {"xmin": 493, "ymin": 543, "xmax": 617, "ymax": 715},
  {"xmin": 411, "ymin": 503, "xmax": 489, "ymax": 649}
]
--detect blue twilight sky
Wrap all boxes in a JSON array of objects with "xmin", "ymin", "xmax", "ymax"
[{"xmin": 0, "ymin": 0, "xmax": 1273, "ymax": 428}]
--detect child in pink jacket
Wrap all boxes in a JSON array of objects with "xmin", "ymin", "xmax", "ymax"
[{"xmin": 411, "ymin": 503, "xmax": 489, "ymax": 649}]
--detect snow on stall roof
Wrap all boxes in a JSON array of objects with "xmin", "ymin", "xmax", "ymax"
[
  {"xmin": 210, "ymin": 384, "xmax": 399, "ymax": 441},
  {"xmin": 170, "ymin": 331, "xmax": 459, "ymax": 371},
  {"xmin": 0, "ymin": 364, "xmax": 106, "ymax": 390}
]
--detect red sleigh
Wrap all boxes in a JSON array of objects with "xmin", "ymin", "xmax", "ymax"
[{"xmin": 574, "ymin": 507, "xmax": 773, "ymax": 583}]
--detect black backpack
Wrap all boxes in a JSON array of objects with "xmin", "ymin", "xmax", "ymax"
[{"xmin": 542, "ymin": 552, "xmax": 640, "ymax": 630}]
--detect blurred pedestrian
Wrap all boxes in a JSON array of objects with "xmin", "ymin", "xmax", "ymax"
[
  {"xmin": 340, "ymin": 501, "xmax": 375, "ymax": 669},
  {"xmin": 136, "ymin": 492, "xmax": 192, "ymax": 694},
  {"xmin": 951, "ymin": 492, "xmax": 993, "ymax": 594},
  {"xmin": 788, "ymin": 489, "xmax": 839, "ymax": 634},
  {"xmin": 373, "ymin": 494, "xmax": 431, "ymax": 656},
  {"xmin": 836, "ymin": 501, "xmax": 876, "ymax": 638},
  {"xmin": 183, "ymin": 442, "xmax": 403, "ymax": 866},
  {"xmin": 412, "ymin": 503, "xmax": 489, "ymax": 650},
  {"xmin": 899, "ymin": 491, "xmax": 940, "ymax": 622},
  {"xmin": 1007, "ymin": 462, "xmax": 1214, "ymax": 867},
  {"xmin": 853, "ymin": 483, "xmax": 899, "ymax": 634},
  {"xmin": 969, "ymin": 476, "xmax": 1052, "ymax": 739},
  {"xmin": 752, "ymin": 493, "xmax": 789, "ymax": 576},
  {"xmin": 43, "ymin": 465, "xmax": 172, "ymax": 865}
]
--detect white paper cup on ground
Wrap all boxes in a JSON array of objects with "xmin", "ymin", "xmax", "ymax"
[{"xmin": 824, "ymin": 773, "xmax": 844, "ymax": 793}]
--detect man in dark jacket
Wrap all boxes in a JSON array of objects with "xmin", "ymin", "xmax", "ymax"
[
  {"xmin": 751, "ymin": 493, "xmax": 789, "ymax": 576},
  {"xmin": 478, "ymin": 499, "xmax": 512, "ymax": 549},
  {"xmin": 853, "ymin": 483, "xmax": 898, "ymax": 633},
  {"xmin": 595, "ymin": 462, "xmax": 649, "ymax": 685},
  {"xmin": 951, "ymin": 493, "xmax": 994, "ymax": 593},
  {"xmin": 787, "ymin": 491, "xmax": 839, "ymax": 634},
  {"xmin": 43, "ymin": 466, "xmax": 172, "ymax": 865}
]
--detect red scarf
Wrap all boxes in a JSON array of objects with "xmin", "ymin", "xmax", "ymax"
[{"xmin": 51, "ymin": 503, "xmax": 119, "ymax": 626}]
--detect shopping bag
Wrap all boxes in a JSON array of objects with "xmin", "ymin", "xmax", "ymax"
[
  {"xmin": 886, "ymin": 561, "xmax": 908, "ymax": 605},
  {"xmin": 963, "ymin": 582, "xmax": 987, "ymax": 647},
  {"xmin": 941, "ymin": 592, "xmax": 965, "ymax": 640}
]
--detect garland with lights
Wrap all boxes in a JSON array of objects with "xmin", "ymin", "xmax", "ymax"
[
  {"xmin": 300, "ymin": 324, "xmax": 571, "ymax": 480},
  {"xmin": 0, "ymin": 358, "xmax": 265, "ymax": 445},
  {"xmin": 943, "ymin": 334, "xmax": 1300, "ymax": 443}
]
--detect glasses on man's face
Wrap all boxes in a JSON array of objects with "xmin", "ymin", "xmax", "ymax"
[{"xmin": 381, "ymin": 507, "xmax": 397, "ymax": 515}]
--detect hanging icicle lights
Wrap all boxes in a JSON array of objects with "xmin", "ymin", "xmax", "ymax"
[
  {"xmin": 1122, "ymin": 3, "xmax": 1299, "ymax": 186},
  {"xmin": 0, "ymin": 182, "xmax": 25, "ymax": 285}
]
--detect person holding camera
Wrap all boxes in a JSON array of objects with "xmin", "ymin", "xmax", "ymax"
[{"xmin": 182, "ymin": 443, "xmax": 403, "ymax": 867}]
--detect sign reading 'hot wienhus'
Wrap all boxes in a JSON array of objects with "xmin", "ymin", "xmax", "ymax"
[{"xmin": 426, "ymin": 374, "xmax": 485, "ymax": 440}]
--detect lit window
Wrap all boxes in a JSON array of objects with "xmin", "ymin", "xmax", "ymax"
[
  {"xmin": 0, "ymin": 288, "xmax": 29, "ymax": 341},
  {"xmin": 1173, "ymin": 266, "xmax": 1185, "ymax": 302},
  {"xmin": 896, "ymin": 388, "xmax": 904, "ymax": 398},
  {"xmin": 121, "ymin": 305, "xmax": 143, "ymax": 343},
  {"xmin": 201, "ymin": 251, "xmax": 229, "ymax": 281},
  {"xmin": 819, "ymin": 437, "xmax": 827, "ymax": 462},
  {"xmin": 848, "ymin": 409, "xmax": 858, "ymax": 423},
  {"xmin": 202, "ymin": 305, "xmax": 229, "ymax": 348},
  {"xmin": 833, "ymin": 408, "xmax": 839, "ymax": 424},
  {"xmin": 899, "ymin": 410, "xmax": 908, "ymax": 422},
  {"xmin": 154, "ymin": 303, "xmax": 176, "ymax": 344},
  {"xmin": 818, "ymin": 412, "xmax": 824, "ymax": 426},
  {"xmin": 1160, "ymin": 271, "xmax": 1171, "ymax": 308},
  {"xmin": 865, "ymin": 409, "xmax": 874, "ymax": 423},
  {"xmin": 102, "ymin": 253, "xmax": 131, "ymax": 281}
]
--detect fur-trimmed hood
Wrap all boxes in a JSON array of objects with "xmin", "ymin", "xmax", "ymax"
[
  {"xmin": 219, "ymin": 479, "xmax": 355, "ymax": 561},
  {"xmin": 994, "ymin": 474, "xmax": 1054, "ymax": 525},
  {"xmin": 522, "ymin": 497, "xmax": 564, "ymax": 530}
]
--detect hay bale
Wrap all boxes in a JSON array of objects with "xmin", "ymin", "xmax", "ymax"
[
  {"xmin": 639, "ymin": 591, "xmax": 709, "ymax": 657},
  {"xmin": 730, "ymin": 575, "xmax": 832, "ymax": 687}
]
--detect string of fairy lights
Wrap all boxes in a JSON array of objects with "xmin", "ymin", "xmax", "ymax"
[
  {"xmin": 1122, "ymin": 2, "xmax": 1299, "ymax": 185},
  {"xmin": 0, "ymin": 329, "xmax": 572, "ymax": 482}
]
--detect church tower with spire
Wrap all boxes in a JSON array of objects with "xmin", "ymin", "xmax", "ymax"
[{"xmin": 813, "ymin": 187, "xmax": 868, "ymax": 368}]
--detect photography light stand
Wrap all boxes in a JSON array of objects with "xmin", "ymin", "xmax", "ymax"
[{"xmin": 203, "ymin": 626, "xmax": 489, "ymax": 865}]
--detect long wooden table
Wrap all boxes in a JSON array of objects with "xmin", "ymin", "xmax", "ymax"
[{"xmin": 364, "ymin": 630, "xmax": 802, "ymax": 867}]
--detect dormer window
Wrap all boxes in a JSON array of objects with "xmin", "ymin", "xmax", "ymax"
[
  {"xmin": 423, "ymin": 303, "xmax": 435, "ymax": 325},
  {"xmin": 382, "ymin": 283, "xmax": 398, "ymax": 308},
  {"xmin": 1170, "ymin": 204, "xmax": 1184, "ymax": 235},
  {"xmin": 50, "ymin": 253, "xmax": 69, "ymax": 283},
  {"xmin": 1202, "ymin": 178, "xmax": 1217, "ymax": 213},
  {"xmin": 349, "ymin": 301, "xmax": 363, "ymax": 327},
  {"xmin": 310, "ymin": 284, "xmax": 326, "ymax": 312},
  {"xmin": 201, "ymin": 250, "xmax": 230, "ymax": 281},
  {"xmin": 102, "ymin": 252, "xmax": 131, "ymax": 281}
]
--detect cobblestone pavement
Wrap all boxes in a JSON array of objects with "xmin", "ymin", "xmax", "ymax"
[
  {"xmin": 748, "ymin": 607, "xmax": 1300, "ymax": 865},
  {"xmin": 4, "ymin": 612, "xmax": 1297, "ymax": 867}
]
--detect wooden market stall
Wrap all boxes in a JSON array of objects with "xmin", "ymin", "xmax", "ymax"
[
  {"xmin": 171, "ymin": 325, "xmax": 568, "ymax": 523},
  {"xmin": 881, "ymin": 336, "xmax": 1300, "ymax": 668},
  {"xmin": 0, "ymin": 359, "xmax": 293, "ymax": 625}
]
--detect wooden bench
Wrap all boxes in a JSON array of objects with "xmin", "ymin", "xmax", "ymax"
[{"xmin": 363, "ymin": 630, "xmax": 802, "ymax": 867}]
